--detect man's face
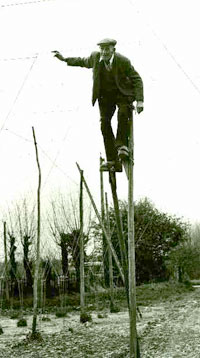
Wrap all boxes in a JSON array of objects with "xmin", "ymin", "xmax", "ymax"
[{"xmin": 99, "ymin": 45, "xmax": 115, "ymax": 61}]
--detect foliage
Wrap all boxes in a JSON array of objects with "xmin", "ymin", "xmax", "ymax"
[
  {"xmin": 10, "ymin": 311, "xmax": 21, "ymax": 319},
  {"xmin": 41, "ymin": 316, "xmax": 51, "ymax": 322},
  {"xmin": 26, "ymin": 331, "xmax": 43, "ymax": 342},
  {"xmin": 55, "ymin": 308, "xmax": 68, "ymax": 318},
  {"xmin": 17, "ymin": 318, "xmax": 27, "ymax": 327},
  {"xmin": 91, "ymin": 198, "xmax": 190, "ymax": 284},
  {"xmin": 80, "ymin": 311, "xmax": 92, "ymax": 323},
  {"xmin": 166, "ymin": 241, "xmax": 200, "ymax": 281},
  {"xmin": 134, "ymin": 198, "xmax": 190, "ymax": 283},
  {"xmin": 59, "ymin": 229, "xmax": 88, "ymax": 290},
  {"xmin": 110, "ymin": 302, "xmax": 120, "ymax": 313}
]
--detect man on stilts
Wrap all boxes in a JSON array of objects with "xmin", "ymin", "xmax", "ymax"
[{"xmin": 53, "ymin": 38, "xmax": 144, "ymax": 171}]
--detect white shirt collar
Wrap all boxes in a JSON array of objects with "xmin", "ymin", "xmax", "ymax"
[{"xmin": 100, "ymin": 53, "xmax": 115, "ymax": 65}]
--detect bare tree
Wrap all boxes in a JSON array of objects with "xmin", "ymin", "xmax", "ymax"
[
  {"xmin": 15, "ymin": 199, "xmax": 36, "ymax": 292},
  {"xmin": 48, "ymin": 190, "xmax": 92, "ymax": 289}
]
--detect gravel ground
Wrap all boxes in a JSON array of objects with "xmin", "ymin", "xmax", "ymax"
[{"xmin": 0, "ymin": 286, "xmax": 200, "ymax": 357}]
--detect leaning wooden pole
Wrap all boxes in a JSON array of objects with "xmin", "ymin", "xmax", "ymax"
[
  {"xmin": 128, "ymin": 110, "xmax": 138, "ymax": 358},
  {"xmin": 79, "ymin": 169, "xmax": 85, "ymax": 312},
  {"xmin": 76, "ymin": 162, "xmax": 125, "ymax": 284},
  {"xmin": 32, "ymin": 126, "xmax": 41, "ymax": 335}
]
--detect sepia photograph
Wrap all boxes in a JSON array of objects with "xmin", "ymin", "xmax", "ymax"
[{"xmin": 0, "ymin": 0, "xmax": 200, "ymax": 357}]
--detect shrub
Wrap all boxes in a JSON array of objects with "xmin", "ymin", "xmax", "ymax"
[
  {"xmin": 41, "ymin": 316, "xmax": 51, "ymax": 322},
  {"xmin": 17, "ymin": 318, "xmax": 27, "ymax": 327},
  {"xmin": 110, "ymin": 301, "xmax": 120, "ymax": 313},
  {"xmin": 80, "ymin": 311, "xmax": 92, "ymax": 323},
  {"xmin": 55, "ymin": 308, "xmax": 68, "ymax": 318},
  {"xmin": 97, "ymin": 313, "xmax": 107, "ymax": 319},
  {"xmin": 10, "ymin": 311, "xmax": 21, "ymax": 319},
  {"xmin": 26, "ymin": 331, "xmax": 43, "ymax": 342}
]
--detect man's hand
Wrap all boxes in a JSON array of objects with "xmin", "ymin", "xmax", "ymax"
[
  {"xmin": 52, "ymin": 50, "xmax": 66, "ymax": 62},
  {"xmin": 136, "ymin": 101, "xmax": 144, "ymax": 114}
]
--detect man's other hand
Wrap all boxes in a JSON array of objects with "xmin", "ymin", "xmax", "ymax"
[
  {"xmin": 136, "ymin": 101, "xmax": 144, "ymax": 114},
  {"xmin": 52, "ymin": 50, "xmax": 65, "ymax": 62}
]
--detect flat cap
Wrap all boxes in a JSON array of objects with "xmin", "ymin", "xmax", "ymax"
[{"xmin": 97, "ymin": 38, "xmax": 117, "ymax": 46}]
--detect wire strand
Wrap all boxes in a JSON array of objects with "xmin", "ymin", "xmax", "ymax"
[
  {"xmin": 0, "ymin": 55, "xmax": 38, "ymax": 134},
  {"xmin": 3, "ymin": 127, "xmax": 79, "ymax": 186},
  {"xmin": 0, "ymin": 0, "xmax": 54, "ymax": 8},
  {"xmin": 128, "ymin": 0, "xmax": 200, "ymax": 96}
]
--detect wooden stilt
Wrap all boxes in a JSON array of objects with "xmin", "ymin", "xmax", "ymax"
[
  {"xmin": 107, "ymin": 107, "xmax": 138, "ymax": 357},
  {"xmin": 105, "ymin": 193, "xmax": 114, "ymax": 308},
  {"xmin": 128, "ymin": 110, "xmax": 138, "ymax": 358},
  {"xmin": 108, "ymin": 171, "xmax": 129, "ymax": 301},
  {"xmin": 100, "ymin": 156, "xmax": 108, "ymax": 287},
  {"xmin": 79, "ymin": 170, "xmax": 85, "ymax": 311},
  {"xmin": 76, "ymin": 162, "xmax": 125, "ymax": 284}
]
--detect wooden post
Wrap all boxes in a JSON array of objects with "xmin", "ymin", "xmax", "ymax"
[
  {"xmin": 100, "ymin": 156, "xmax": 105, "ymax": 221},
  {"xmin": 3, "ymin": 222, "xmax": 9, "ymax": 301},
  {"xmin": 105, "ymin": 193, "xmax": 114, "ymax": 308},
  {"xmin": 100, "ymin": 156, "xmax": 109, "ymax": 287},
  {"xmin": 76, "ymin": 162, "xmax": 125, "ymax": 284},
  {"xmin": 79, "ymin": 169, "xmax": 85, "ymax": 311},
  {"xmin": 32, "ymin": 126, "xmax": 41, "ymax": 335},
  {"xmin": 128, "ymin": 111, "xmax": 138, "ymax": 358}
]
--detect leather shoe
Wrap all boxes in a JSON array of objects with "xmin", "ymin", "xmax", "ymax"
[
  {"xmin": 100, "ymin": 160, "xmax": 122, "ymax": 172},
  {"xmin": 118, "ymin": 146, "xmax": 129, "ymax": 160}
]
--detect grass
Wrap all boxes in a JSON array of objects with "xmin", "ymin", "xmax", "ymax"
[
  {"xmin": 136, "ymin": 280, "xmax": 194, "ymax": 305},
  {"xmin": 0, "ymin": 281, "xmax": 194, "ymax": 314}
]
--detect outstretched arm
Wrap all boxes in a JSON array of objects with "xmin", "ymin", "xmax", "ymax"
[{"xmin": 52, "ymin": 50, "xmax": 97, "ymax": 68}]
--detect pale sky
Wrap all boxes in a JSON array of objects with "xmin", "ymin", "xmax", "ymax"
[{"xmin": 0, "ymin": 0, "xmax": 200, "ymax": 235}]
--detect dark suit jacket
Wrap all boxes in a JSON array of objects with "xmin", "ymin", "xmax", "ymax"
[{"xmin": 66, "ymin": 51, "xmax": 144, "ymax": 106}]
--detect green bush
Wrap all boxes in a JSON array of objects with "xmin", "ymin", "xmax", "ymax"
[
  {"xmin": 10, "ymin": 311, "xmax": 21, "ymax": 319},
  {"xmin": 17, "ymin": 318, "xmax": 27, "ymax": 327},
  {"xmin": 110, "ymin": 302, "xmax": 120, "ymax": 313},
  {"xmin": 41, "ymin": 316, "xmax": 51, "ymax": 322},
  {"xmin": 26, "ymin": 331, "xmax": 43, "ymax": 342},
  {"xmin": 55, "ymin": 308, "xmax": 68, "ymax": 318},
  {"xmin": 80, "ymin": 311, "xmax": 92, "ymax": 323},
  {"xmin": 97, "ymin": 313, "xmax": 107, "ymax": 318}
]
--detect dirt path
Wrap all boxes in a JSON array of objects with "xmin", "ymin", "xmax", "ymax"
[
  {"xmin": 0, "ymin": 287, "xmax": 200, "ymax": 357},
  {"xmin": 140, "ymin": 286, "xmax": 200, "ymax": 357}
]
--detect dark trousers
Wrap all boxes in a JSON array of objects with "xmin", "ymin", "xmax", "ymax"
[{"xmin": 98, "ymin": 92, "xmax": 133, "ymax": 161}]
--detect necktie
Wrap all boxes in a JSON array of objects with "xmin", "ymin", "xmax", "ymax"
[{"xmin": 104, "ymin": 60, "xmax": 111, "ymax": 71}]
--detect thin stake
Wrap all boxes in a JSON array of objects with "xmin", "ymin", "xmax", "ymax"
[
  {"xmin": 128, "ymin": 111, "xmax": 138, "ymax": 358},
  {"xmin": 32, "ymin": 126, "xmax": 41, "ymax": 335},
  {"xmin": 79, "ymin": 169, "xmax": 85, "ymax": 310},
  {"xmin": 3, "ymin": 222, "xmax": 9, "ymax": 301},
  {"xmin": 100, "ymin": 155, "xmax": 108, "ymax": 287}
]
